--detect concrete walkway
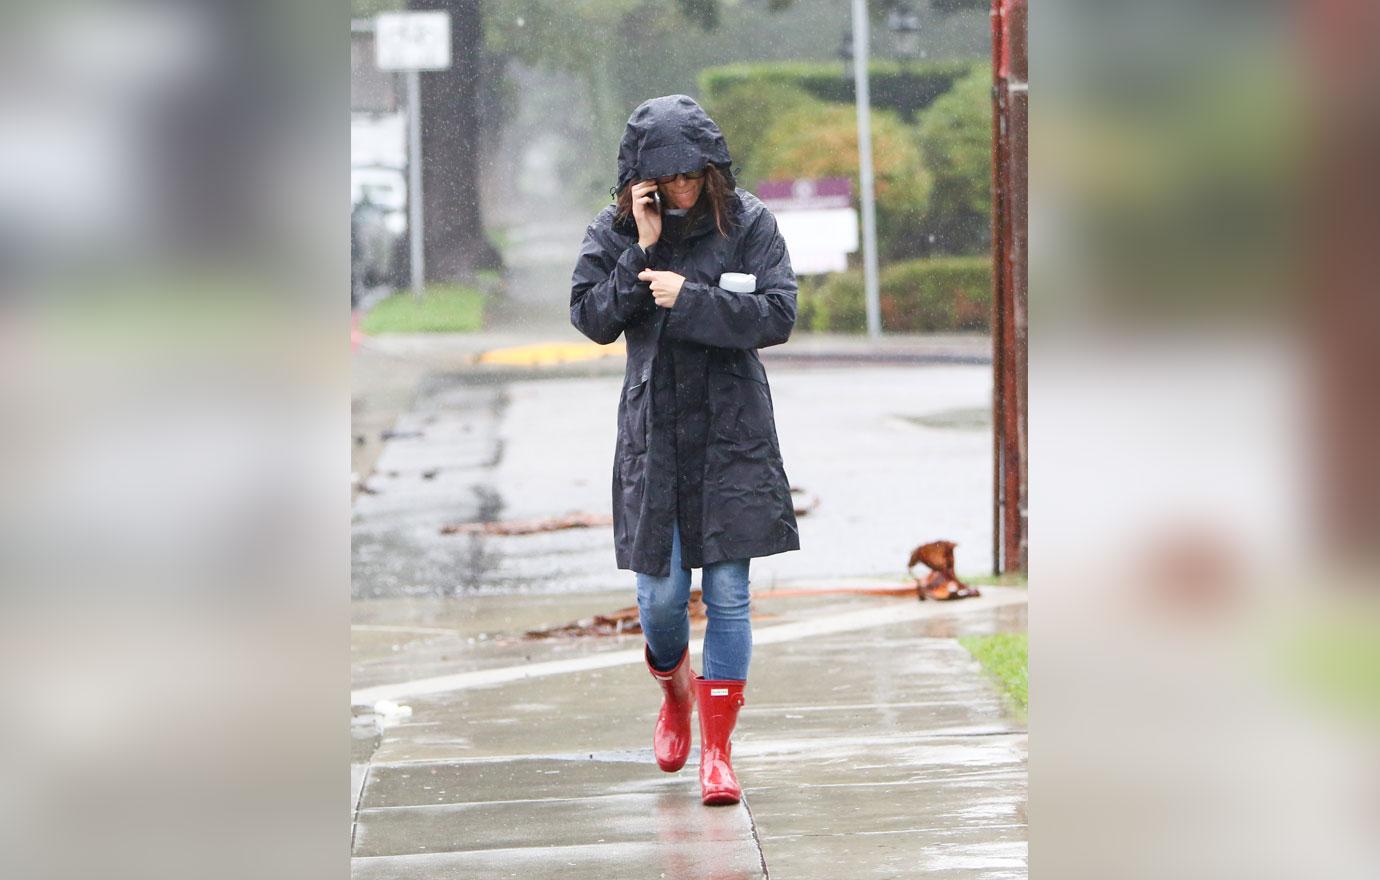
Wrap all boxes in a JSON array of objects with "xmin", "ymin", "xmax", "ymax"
[{"xmin": 350, "ymin": 587, "xmax": 1027, "ymax": 879}]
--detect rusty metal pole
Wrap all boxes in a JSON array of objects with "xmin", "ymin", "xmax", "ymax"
[
  {"xmin": 990, "ymin": 0, "xmax": 1004, "ymax": 577},
  {"xmin": 1304, "ymin": 3, "xmax": 1380, "ymax": 574},
  {"xmin": 991, "ymin": 0, "xmax": 1028, "ymax": 575}
]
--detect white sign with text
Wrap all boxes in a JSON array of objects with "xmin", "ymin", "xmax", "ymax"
[{"xmin": 375, "ymin": 11, "xmax": 452, "ymax": 72}]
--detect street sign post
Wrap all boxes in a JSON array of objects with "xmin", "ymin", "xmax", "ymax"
[
  {"xmin": 375, "ymin": 11, "xmax": 452, "ymax": 298},
  {"xmin": 851, "ymin": 0, "xmax": 882, "ymax": 338}
]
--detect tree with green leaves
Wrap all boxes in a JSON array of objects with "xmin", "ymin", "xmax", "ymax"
[
  {"xmin": 400, "ymin": 0, "xmax": 790, "ymax": 280},
  {"xmin": 915, "ymin": 63, "xmax": 991, "ymax": 254},
  {"xmin": 749, "ymin": 103, "xmax": 933, "ymax": 262}
]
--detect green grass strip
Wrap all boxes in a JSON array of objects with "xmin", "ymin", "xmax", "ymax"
[
  {"xmin": 361, "ymin": 284, "xmax": 486, "ymax": 334},
  {"xmin": 1282, "ymin": 613, "xmax": 1380, "ymax": 728},
  {"xmin": 965, "ymin": 571, "xmax": 1028, "ymax": 588},
  {"xmin": 959, "ymin": 632, "xmax": 1028, "ymax": 713}
]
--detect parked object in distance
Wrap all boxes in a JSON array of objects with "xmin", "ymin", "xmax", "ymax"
[{"xmin": 351, "ymin": 165, "xmax": 408, "ymax": 300}]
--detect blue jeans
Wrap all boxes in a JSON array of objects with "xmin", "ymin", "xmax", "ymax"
[{"xmin": 636, "ymin": 523, "xmax": 752, "ymax": 681}]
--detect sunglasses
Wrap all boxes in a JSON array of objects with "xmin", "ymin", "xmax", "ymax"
[{"xmin": 654, "ymin": 168, "xmax": 707, "ymax": 184}]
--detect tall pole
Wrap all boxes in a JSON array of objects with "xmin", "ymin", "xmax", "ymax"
[
  {"xmin": 851, "ymin": 0, "xmax": 882, "ymax": 339},
  {"xmin": 990, "ymin": 0, "xmax": 1028, "ymax": 574},
  {"xmin": 406, "ymin": 69, "xmax": 426, "ymax": 298}
]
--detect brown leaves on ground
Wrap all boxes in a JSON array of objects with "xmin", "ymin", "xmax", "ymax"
[
  {"xmin": 524, "ymin": 590, "xmax": 708, "ymax": 639},
  {"xmin": 441, "ymin": 512, "xmax": 613, "ymax": 536},
  {"xmin": 790, "ymin": 486, "xmax": 820, "ymax": 516}
]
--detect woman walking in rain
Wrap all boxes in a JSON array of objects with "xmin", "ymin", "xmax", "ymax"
[{"xmin": 569, "ymin": 95, "xmax": 799, "ymax": 806}]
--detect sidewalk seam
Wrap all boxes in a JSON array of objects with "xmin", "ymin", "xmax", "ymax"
[
  {"xmin": 356, "ymin": 790, "xmax": 687, "ymax": 814},
  {"xmin": 741, "ymin": 793, "xmax": 771, "ymax": 880},
  {"xmin": 351, "ymin": 763, "xmax": 371, "ymax": 854}
]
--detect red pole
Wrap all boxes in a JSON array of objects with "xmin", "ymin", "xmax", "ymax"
[{"xmin": 991, "ymin": 0, "xmax": 1028, "ymax": 575}]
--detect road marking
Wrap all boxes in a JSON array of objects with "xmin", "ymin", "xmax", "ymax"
[
  {"xmin": 476, "ymin": 340, "xmax": 625, "ymax": 366},
  {"xmin": 351, "ymin": 589, "xmax": 1025, "ymax": 706}
]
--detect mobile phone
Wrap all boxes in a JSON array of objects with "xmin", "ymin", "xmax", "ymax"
[{"xmin": 650, "ymin": 190, "xmax": 662, "ymax": 214}]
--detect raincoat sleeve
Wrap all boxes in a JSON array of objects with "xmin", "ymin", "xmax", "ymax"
[
  {"xmin": 662, "ymin": 209, "xmax": 797, "ymax": 350},
  {"xmin": 569, "ymin": 223, "xmax": 656, "ymax": 345}
]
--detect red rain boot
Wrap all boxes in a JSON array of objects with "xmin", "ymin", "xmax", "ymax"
[
  {"xmin": 647, "ymin": 647, "xmax": 695, "ymax": 772},
  {"xmin": 695, "ymin": 676, "xmax": 746, "ymax": 805}
]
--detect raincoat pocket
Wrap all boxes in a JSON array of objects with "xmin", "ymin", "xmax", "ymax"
[
  {"xmin": 619, "ymin": 377, "xmax": 651, "ymax": 455},
  {"xmin": 709, "ymin": 355, "xmax": 775, "ymax": 442}
]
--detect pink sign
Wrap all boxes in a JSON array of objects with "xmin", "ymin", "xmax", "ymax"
[{"xmin": 756, "ymin": 177, "xmax": 853, "ymax": 211}]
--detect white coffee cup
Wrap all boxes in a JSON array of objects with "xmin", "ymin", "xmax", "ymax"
[{"xmin": 718, "ymin": 272, "xmax": 756, "ymax": 293}]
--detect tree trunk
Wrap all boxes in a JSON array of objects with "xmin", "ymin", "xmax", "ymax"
[{"xmin": 408, "ymin": 0, "xmax": 502, "ymax": 281}]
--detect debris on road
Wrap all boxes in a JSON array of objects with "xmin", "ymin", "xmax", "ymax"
[
  {"xmin": 369, "ymin": 699, "xmax": 413, "ymax": 729},
  {"xmin": 441, "ymin": 512, "xmax": 614, "ymax": 537},
  {"xmin": 524, "ymin": 591, "xmax": 707, "ymax": 639},
  {"xmin": 908, "ymin": 540, "xmax": 981, "ymax": 601}
]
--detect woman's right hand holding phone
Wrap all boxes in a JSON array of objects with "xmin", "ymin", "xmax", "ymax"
[{"xmin": 631, "ymin": 180, "xmax": 662, "ymax": 251}]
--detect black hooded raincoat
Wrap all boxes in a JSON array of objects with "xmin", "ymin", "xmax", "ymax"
[{"xmin": 570, "ymin": 95, "xmax": 800, "ymax": 577}]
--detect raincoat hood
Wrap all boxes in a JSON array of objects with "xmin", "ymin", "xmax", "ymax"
[{"xmin": 615, "ymin": 94, "xmax": 736, "ymax": 195}]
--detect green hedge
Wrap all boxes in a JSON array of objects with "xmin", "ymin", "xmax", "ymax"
[
  {"xmin": 916, "ymin": 64, "xmax": 994, "ymax": 254},
  {"xmin": 747, "ymin": 103, "xmax": 932, "ymax": 263},
  {"xmin": 702, "ymin": 81, "xmax": 825, "ymax": 178},
  {"xmin": 700, "ymin": 59, "xmax": 977, "ymax": 124},
  {"xmin": 803, "ymin": 256, "xmax": 991, "ymax": 333},
  {"xmin": 802, "ymin": 270, "xmax": 865, "ymax": 333}
]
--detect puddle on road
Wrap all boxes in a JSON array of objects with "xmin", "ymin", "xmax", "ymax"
[
  {"xmin": 896, "ymin": 407, "xmax": 990, "ymax": 431},
  {"xmin": 455, "ymin": 533, "xmax": 502, "ymax": 595},
  {"xmin": 470, "ymin": 484, "xmax": 504, "ymax": 522}
]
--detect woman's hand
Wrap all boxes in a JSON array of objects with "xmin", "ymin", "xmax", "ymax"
[
  {"xmin": 631, "ymin": 180, "xmax": 662, "ymax": 249},
  {"xmin": 638, "ymin": 269, "xmax": 685, "ymax": 309}
]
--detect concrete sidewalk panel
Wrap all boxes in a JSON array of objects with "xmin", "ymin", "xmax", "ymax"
[
  {"xmin": 355, "ymin": 790, "xmax": 755, "ymax": 858},
  {"xmin": 743, "ymin": 733, "xmax": 1027, "ymax": 835},
  {"xmin": 355, "ymin": 755, "xmax": 766, "ymax": 879},
  {"xmin": 366, "ymin": 666, "xmax": 667, "ymax": 765},
  {"xmin": 725, "ymin": 611, "xmax": 1027, "ymax": 878},
  {"xmin": 361, "ymin": 753, "xmax": 683, "ymax": 808},
  {"xmin": 351, "ymin": 838, "xmax": 767, "ymax": 880},
  {"xmin": 755, "ymin": 833, "xmax": 1025, "ymax": 880}
]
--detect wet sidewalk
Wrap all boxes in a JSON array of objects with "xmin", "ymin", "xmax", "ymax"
[{"xmin": 350, "ymin": 586, "xmax": 1027, "ymax": 879}]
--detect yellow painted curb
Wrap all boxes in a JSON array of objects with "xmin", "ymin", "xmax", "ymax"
[{"xmin": 476, "ymin": 340, "xmax": 626, "ymax": 366}]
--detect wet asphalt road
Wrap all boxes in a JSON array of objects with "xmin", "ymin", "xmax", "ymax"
[{"xmin": 351, "ymin": 362, "xmax": 993, "ymax": 599}]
